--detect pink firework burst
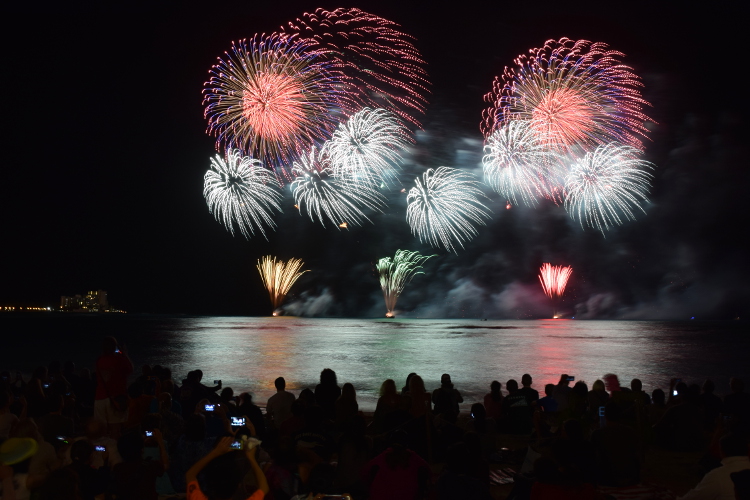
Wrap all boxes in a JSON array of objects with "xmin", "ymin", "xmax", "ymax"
[
  {"xmin": 538, "ymin": 263, "xmax": 573, "ymax": 300},
  {"xmin": 283, "ymin": 8, "xmax": 430, "ymax": 127},
  {"xmin": 482, "ymin": 38, "xmax": 652, "ymax": 152},
  {"xmin": 203, "ymin": 34, "xmax": 344, "ymax": 181}
]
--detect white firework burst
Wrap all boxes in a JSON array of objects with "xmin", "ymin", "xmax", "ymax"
[
  {"xmin": 203, "ymin": 149, "xmax": 283, "ymax": 239},
  {"xmin": 291, "ymin": 147, "xmax": 386, "ymax": 228},
  {"xmin": 325, "ymin": 108, "xmax": 412, "ymax": 187},
  {"xmin": 564, "ymin": 143, "xmax": 654, "ymax": 233},
  {"xmin": 482, "ymin": 120, "xmax": 564, "ymax": 205},
  {"xmin": 406, "ymin": 167, "xmax": 492, "ymax": 253}
]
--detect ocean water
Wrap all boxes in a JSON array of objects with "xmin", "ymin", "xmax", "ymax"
[{"xmin": 1, "ymin": 315, "xmax": 748, "ymax": 411}]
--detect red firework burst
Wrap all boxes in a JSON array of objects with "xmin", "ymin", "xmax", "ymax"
[
  {"xmin": 482, "ymin": 38, "xmax": 652, "ymax": 152},
  {"xmin": 538, "ymin": 263, "xmax": 573, "ymax": 300},
  {"xmin": 203, "ymin": 34, "xmax": 344, "ymax": 181},
  {"xmin": 283, "ymin": 8, "xmax": 430, "ymax": 127}
]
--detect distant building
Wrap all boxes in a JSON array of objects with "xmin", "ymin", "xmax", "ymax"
[{"xmin": 60, "ymin": 290, "xmax": 112, "ymax": 312}]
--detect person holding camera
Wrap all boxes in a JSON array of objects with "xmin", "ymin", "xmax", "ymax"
[
  {"xmin": 185, "ymin": 436, "xmax": 269, "ymax": 500},
  {"xmin": 112, "ymin": 428, "xmax": 168, "ymax": 500}
]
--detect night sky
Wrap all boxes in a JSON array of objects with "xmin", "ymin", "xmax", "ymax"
[{"xmin": 2, "ymin": 1, "xmax": 748, "ymax": 318}]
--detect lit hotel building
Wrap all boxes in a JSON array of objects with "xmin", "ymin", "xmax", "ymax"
[{"xmin": 60, "ymin": 290, "xmax": 109, "ymax": 312}]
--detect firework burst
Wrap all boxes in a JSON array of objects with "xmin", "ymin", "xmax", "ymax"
[
  {"xmin": 376, "ymin": 249, "xmax": 434, "ymax": 317},
  {"xmin": 538, "ymin": 263, "xmax": 573, "ymax": 300},
  {"xmin": 538, "ymin": 263, "xmax": 572, "ymax": 317},
  {"xmin": 283, "ymin": 8, "xmax": 430, "ymax": 127},
  {"xmin": 482, "ymin": 38, "xmax": 651, "ymax": 153},
  {"xmin": 291, "ymin": 147, "xmax": 386, "ymax": 228},
  {"xmin": 257, "ymin": 256, "xmax": 308, "ymax": 312},
  {"xmin": 482, "ymin": 120, "xmax": 564, "ymax": 205},
  {"xmin": 325, "ymin": 108, "xmax": 412, "ymax": 187},
  {"xmin": 564, "ymin": 143, "xmax": 654, "ymax": 233},
  {"xmin": 203, "ymin": 34, "xmax": 343, "ymax": 180},
  {"xmin": 406, "ymin": 167, "xmax": 492, "ymax": 253},
  {"xmin": 203, "ymin": 149, "xmax": 283, "ymax": 239}
]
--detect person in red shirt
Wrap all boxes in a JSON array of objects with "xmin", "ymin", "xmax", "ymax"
[
  {"xmin": 185, "ymin": 436, "xmax": 269, "ymax": 500},
  {"xmin": 94, "ymin": 337, "xmax": 133, "ymax": 438}
]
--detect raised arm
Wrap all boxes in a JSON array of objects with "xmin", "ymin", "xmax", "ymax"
[
  {"xmin": 185, "ymin": 436, "xmax": 233, "ymax": 484},
  {"xmin": 245, "ymin": 446, "xmax": 269, "ymax": 495}
]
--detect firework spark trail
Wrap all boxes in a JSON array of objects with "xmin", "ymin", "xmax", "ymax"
[
  {"xmin": 564, "ymin": 143, "xmax": 654, "ymax": 233},
  {"xmin": 203, "ymin": 149, "xmax": 283, "ymax": 239},
  {"xmin": 257, "ymin": 255, "xmax": 309, "ymax": 312},
  {"xmin": 482, "ymin": 120, "xmax": 564, "ymax": 205},
  {"xmin": 283, "ymin": 8, "xmax": 430, "ymax": 128},
  {"xmin": 481, "ymin": 38, "xmax": 652, "ymax": 153},
  {"xmin": 203, "ymin": 34, "xmax": 344, "ymax": 180},
  {"xmin": 291, "ymin": 147, "xmax": 386, "ymax": 228},
  {"xmin": 406, "ymin": 167, "xmax": 492, "ymax": 253},
  {"xmin": 325, "ymin": 108, "xmax": 412, "ymax": 188},
  {"xmin": 376, "ymin": 250, "xmax": 434, "ymax": 317},
  {"xmin": 538, "ymin": 263, "xmax": 573, "ymax": 300}
]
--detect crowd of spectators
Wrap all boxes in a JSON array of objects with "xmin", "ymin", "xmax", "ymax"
[{"xmin": 1, "ymin": 336, "xmax": 749, "ymax": 499}]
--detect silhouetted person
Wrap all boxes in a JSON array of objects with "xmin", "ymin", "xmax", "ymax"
[
  {"xmin": 466, "ymin": 403, "xmax": 497, "ymax": 456},
  {"xmin": 185, "ymin": 436, "xmax": 269, "ymax": 500},
  {"xmin": 649, "ymin": 388, "xmax": 667, "ymax": 426},
  {"xmin": 569, "ymin": 381, "xmax": 589, "ymax": 420},
  {"xmin": 724, "ymin": 378, "xmax": 750, "ymax": 428},
  {"xmin": 237, "ymin": 393, "xmax": 266, "ymax": 441},
  {"xmin": 483, "ymin": 381, "xmax": 503, "ymax": 420},
  {"xmin": 280, "ymin": 400, "xmax": 306, "ymax": 437},
  {"xmin": 518, "ymin": 374, "xmax": 540, "ymax": 404},
  {"xmin": 630, "ymin": 378, "xmax": 651, "ymax": 405},
  {"xmin": 334, "ymin": 383, "xmax": 359, "ymax": 430},
  {"xmin": 679, "ymin": 433, "xmax": 750, "ymax": 499},
  {"xmin": 266, "ymin": 377, "xmax": 295, "ymax": 430},
  {"xmin": 588, "ymin": 379, "xmax": 609, "ymax": 423},
  {"xmin": 591, "ymin": 401, "xmax": 640, "ymax": 487},
  {"xmin": 68, "ymin": 439, "xmax": 109, "ymax": 500},
  {"xmin": 36, "ymin": 395, "xmax": 74, "ymax": 444},
  {"xmin": 373, "ymin": 379, "xmax": 401, "ymax": 433},
  {"xmin": 654, "ymin": 384, "xmax": 705, "ymax": 451},
  {"xmin": 436, "ymin": 442, "xmax": 493, "ymax": 500},
  {"xmin": 553, "ymin": 374, "xmax": 573, "ymax": 413},
  {"xmin": 170, "ymin": 414, "xmax": 213, "ymax": 492},
  {"xmin": 94, "ymin": 337, "xmax": 133, "ymax": 438},
  {"xmin": 334, "ymin": 415, "xmax": 370, "ymax": 497},
  {"xmin": 432, "ymin": 374, "xmax": 463, "ymax": 420},
  {"xmin": 293, "ymin": 405, "xmax": 333, "ymax": 461},
  {"xmin": 113, "ymin": 429, "xmax": 167, "ymax": 500},
  {"xmin": 502, "ymin": 379, "xmax": 532, "ymax": 434},
  {"xmin": 364, "ymin": 430, "xmax": 430, "ymax": 500},
  {"xmin": 537, "ymin": 384, "xmax": 558, "ymax": 413},
  {"xmin": 314, "ymin": 368, "xmax": 341, "ymax": 421},
  {"xmin": 402, "ymin": 373, "xmax": 417, "ymax": 394},
  {"xmin": 699, "ymin": 379, "xmax": 723, "ymax": 430}
]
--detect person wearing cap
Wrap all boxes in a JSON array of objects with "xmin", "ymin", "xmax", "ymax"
[{"xmin": 0, "ymin": 437, "xmax": 38, "ymax": 500}]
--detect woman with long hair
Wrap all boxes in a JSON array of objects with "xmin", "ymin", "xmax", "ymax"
[{"xmin": 334, "ymin": 383, "xmax": 359, "ymax": 430}]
